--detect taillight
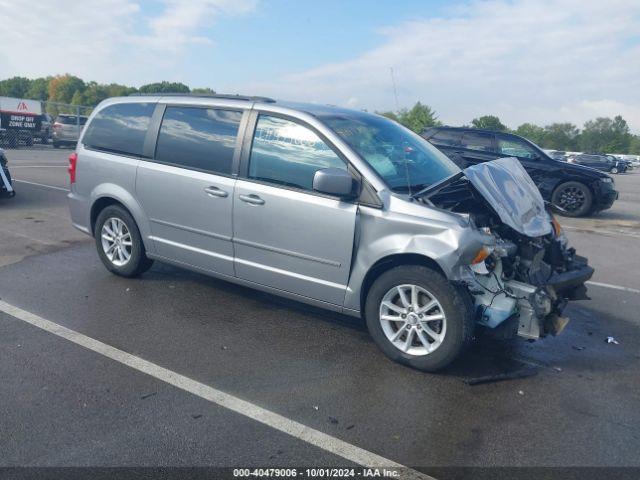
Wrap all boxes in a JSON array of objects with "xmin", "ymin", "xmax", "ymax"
[
  {"xmin": 68, "ymin": 152, "xmax": 77, "ymax": 184},
  {"xmin": 53, "ymin": 122, "xmax": 63, "ymax": 129}
]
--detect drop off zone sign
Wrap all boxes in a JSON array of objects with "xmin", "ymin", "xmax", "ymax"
[{"xmin": 0, "ymin": 97, "xmax": 42, "ymax": 131}]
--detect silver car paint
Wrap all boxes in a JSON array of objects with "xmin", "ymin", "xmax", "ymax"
[
  {"xmin": 234, "ymin": 178, "xmax": 358, "ymax": 305},
  {"xmin": 136, "ymin": 160, "xmax": 236, "ymax": 276},
  {"xmin": 69, "ymin": 95, "xmax": 494, "ymax": 317}
]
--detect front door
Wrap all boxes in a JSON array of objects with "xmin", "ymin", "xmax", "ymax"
[
  {"xmin": 494, "ymin": 133, "xmax": 553, "ymax": 185},
  {"xmin": 233, "ymin": 114, "xmax": 357, "ymax": 305},
  {"xmin": 136, "ymin": 106, "xmax": 244, "ymax": 276},
  {"xmin": 457, "ymin": 131, "xmax": 497, "ymax": 167}
]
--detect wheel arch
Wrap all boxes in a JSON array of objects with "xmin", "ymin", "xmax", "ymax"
[
  {"xmin": 90, "ymin": 197, "xmax": 128, "ymax": 234},
  {"xmin": 359, "ymin": 253, "xmax": 446, "ymax": 315},
  {"xmin": 88, "ymin": 187, "xmax": 154, "ymax": 254}
]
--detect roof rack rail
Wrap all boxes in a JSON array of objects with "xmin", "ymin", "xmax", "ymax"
[{"xmin": 128, "ymin": 92, "xmax": 276, "ymax": 103}]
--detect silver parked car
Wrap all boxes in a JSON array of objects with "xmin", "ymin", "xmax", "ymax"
[
  {"xmin": 67, "ymin": 94, "xmax": 594, "ymax": 371},
  {"xmin": 52, "ymin": 114, "xmax": 88, "ymax": 148}
]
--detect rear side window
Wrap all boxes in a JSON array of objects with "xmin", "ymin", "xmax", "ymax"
[
  {"xmin": 155, "ymin": 107, "xmax": 242, "ymax": 175},
  {"xmin": 430, "ymin": 130, "xmax": 463, "ymax": 146},
  {"xmin": 83, "ymin": 103, "xmax": 154, "ymax": 157},
  {"xmin": 248, "ymin": 115, "xmax": 346, "ymax": 191},
  {"xmin": 460, "ymin": 132, "xmax": 494, "ymax": 152}
]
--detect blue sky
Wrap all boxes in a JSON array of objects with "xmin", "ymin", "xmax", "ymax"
[
  {"xmin": 1, "ymin": 0, "xmax": 640, "ymax": 131},
  {"xmin": 178, "ymin": 0, "xmax": 453, "ymax": 87}
]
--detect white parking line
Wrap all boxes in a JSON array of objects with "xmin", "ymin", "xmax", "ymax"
[
  {"xmin": 11, "ymin": 165, "xmax": 68, "ymax": 168},
  {"xmin": 586, "ymin": 281, "xmax": 640, "ymax": 294},
  {"xmin": 0, "ymin": 300, "xmax": 433, "ymax": 480},
  {"xmin": 13, "ymin": 179, "xmax": 69, "ymax": 192},
  {"xmin": 563, "ymin": 225, "xmax": 640, "ymax": 239}
]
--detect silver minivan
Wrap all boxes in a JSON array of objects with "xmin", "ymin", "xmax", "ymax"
[{"xmin": 68, "ymin": 94, "xmax": 593, "ymax": 371}]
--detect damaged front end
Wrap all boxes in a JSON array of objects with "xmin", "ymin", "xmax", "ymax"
[{"xmin": 421, "ymin": 157, "xmax": 593, "ymax": 340}]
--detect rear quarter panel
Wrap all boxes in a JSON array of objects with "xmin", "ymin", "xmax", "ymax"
[{"xmin": 70, "ymin": 145, "xmax": 154, "ymax": 252}]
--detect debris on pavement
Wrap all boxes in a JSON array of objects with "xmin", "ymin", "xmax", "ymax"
[
  {"xmin": 346, "ymin": 424, "xmax": 355, "ymax": 430},
  {"xmin": 572, "ymin": 345, "xmax": 585, "ymax": 351},
  {"xmin": 606, "ymin": 336, "xmax": 620, "ymax": 345},
  {"xmin": 313, "ymin": 405, "xmax": 319, "ymax": 411},
  {"xmin": 553, "ymin": 366, "xmax": 563, "ymax": 372},
  {"xmin": 518, "ymin": 390, "xmax": 525, "ymax": 396},
  {"xmin": 464, "ymin": 367, "xmax": 538, "ymax": 386},
  {"xmin": 328, "ymin": 416, "xmax": 339, "ymax": 424}
]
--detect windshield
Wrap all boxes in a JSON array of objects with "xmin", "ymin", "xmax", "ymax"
[{"xmin": 322, "ymin": 111, "xmax": 460, "ymax": 192}]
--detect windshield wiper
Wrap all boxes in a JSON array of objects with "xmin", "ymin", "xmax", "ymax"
[
  {"xmin": 392, "ymin": 183, "xmax": 430, "ymax": 193},
  {"xmin": 409, "ymin": 171, "xmax": 465, "ymax": 199}
]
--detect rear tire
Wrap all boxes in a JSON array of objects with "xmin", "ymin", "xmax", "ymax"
[
  {"xmin": 364, "ymin": 265, "xmax": 474, "ymax": 372},
  {"xmin": 610, "ymin": 166, "xmax": 619, "ymax": 174},
  {"xmin": 52, "ymin": 141, "xmax": 60, "ymax": 149},
  {"xmin": 552, "ymin": 181, "xmax": 593, "ymax": 217},
  {"xmin": 94, "ymin": 205, "xmax": 153, "ymax": 277}
]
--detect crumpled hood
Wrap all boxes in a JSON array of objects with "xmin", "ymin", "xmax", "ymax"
[{"xmin": 464, "ymin": 157, "xmax": 552, "ymax": 237}]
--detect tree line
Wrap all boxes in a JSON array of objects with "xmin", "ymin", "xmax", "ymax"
[
  {"xmin": 0, "ymin": 74, "xmax": 211, "ymax": 110},
  {"xmin": 1, "ymin": 75, "xmax": 638, "ymax": 155},
  {"xmin": 379, "ymin": 103, "xmax": 640, "ymax": 155}
]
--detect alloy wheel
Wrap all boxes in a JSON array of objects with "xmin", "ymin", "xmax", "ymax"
[
  {"xmin": 379, "ymin": 284, "xmax": 447, "ymax": 356},
  {"xmin": 557, "ymin": 186, "xmax": 586, "ymax": 213},
  {"xmin": 100, "ymin": 217, "xmax": 132, "ymax": 267}
]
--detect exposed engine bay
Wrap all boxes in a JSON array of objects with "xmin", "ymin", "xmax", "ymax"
[{"xmin": 418, "ymin": 157, "xmax": 594, "ymax": 339}]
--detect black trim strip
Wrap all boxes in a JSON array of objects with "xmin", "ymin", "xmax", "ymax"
[
  {"xmin": 233, "ymin": 237, "xmax": 341, "ymax": 267},
  {"xmin": 150, "ymin": 218, "xmax": 232, "ymax": 242}
]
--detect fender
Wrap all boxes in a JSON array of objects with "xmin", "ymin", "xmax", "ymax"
[
  {"xmin": 90, "ymin": 183, "xmax": 156, "ymax": 254},
  {"xmin": 343, "ymin": 197, "xmax": 489, "ymax": 312}
]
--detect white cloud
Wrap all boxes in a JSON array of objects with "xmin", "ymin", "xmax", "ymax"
[
  {"xmin": 140, "ymin": 0, "xmax": 257, "ymax": 52},
  {"xmin": 244, "ymin": 0, "xmax": 640, "ymax": 132},
  {"xmin": 0, "ymin": 0, "xmax": 256, "ymax": 85}
]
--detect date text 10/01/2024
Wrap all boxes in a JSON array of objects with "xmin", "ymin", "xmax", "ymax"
[{"xmin": 232, "ymin": 468, "xmax": 402, "ymax": 478}]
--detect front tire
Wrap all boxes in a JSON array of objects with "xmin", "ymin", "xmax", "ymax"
[
  {"xmin": 552, "ymin": 181, "xmax": 593, "ymax": 217},
  {"xmin": 94, "ymin": 205, "xmax": 153, "ymax": 277},
  {"xmin": 364, "ymin": 265, "xmax": 474, "ymax": 372}
]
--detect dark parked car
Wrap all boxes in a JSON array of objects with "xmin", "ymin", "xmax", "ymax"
[
  {"xmin": 610, "ymin": 155, "xmax": 633, "ymax": 171},
  {"xmin": 570, "ymin": 153, "xmax": 627, "ymax": 174},
  {"xmin": 0, "ymin": 148, "xmax": 15, "ymax": 198},
  {"xmin": 547, "ymin": 150, "xmax": 567, "ymax": 161},
  {"xmin": 422, "ymin": 127, "xmax": 618, "ymax": 217}
]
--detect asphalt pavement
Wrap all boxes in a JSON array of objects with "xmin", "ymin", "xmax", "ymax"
[{"xmin": 1, "ymin": 147, "xmax": 639, "ymax": 478}]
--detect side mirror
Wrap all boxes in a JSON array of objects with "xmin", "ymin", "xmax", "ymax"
[{"xmin": 313, "ymin": 168, "xmax": 357, "ymax": 198}]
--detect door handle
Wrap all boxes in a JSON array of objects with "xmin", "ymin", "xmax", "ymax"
[
  {"xmin": 238, "ymin": 193, "xmax": 265, "ymax": 206},
  {"xmin": 204, "ymin": 186, "xmax": 228, "ymax": 198}
]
